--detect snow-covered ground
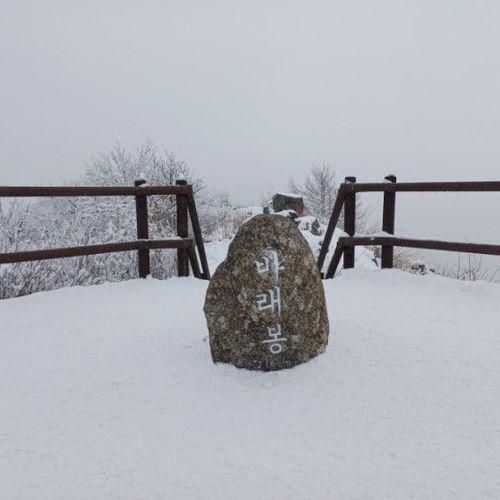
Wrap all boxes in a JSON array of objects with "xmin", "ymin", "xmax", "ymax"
[{"xmin": 1, "ymin": 268, "xmax": 499, "ymax": 499}]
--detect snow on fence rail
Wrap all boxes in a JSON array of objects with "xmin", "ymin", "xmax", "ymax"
[
  {"xmin": 0, "ymin": 179, "xmax": 210, "ymax": 280},
  {"xmin": 318, "ymin": 177, "xmax": 500, "ymax": 279}
]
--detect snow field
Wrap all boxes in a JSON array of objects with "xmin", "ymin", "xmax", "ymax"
[{"xmin": 1, "ymin": 270, "xmax": 499, "ymax": 499}]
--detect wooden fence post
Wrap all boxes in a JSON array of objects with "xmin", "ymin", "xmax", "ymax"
[
  {"xmin": 186, "ymin": 192, "xmax": 211, "ymax": 280},
  {"xmin": 382, "ymin": 175, "xmax": 396, "ymax": 269},
  {"xmin": 176, "ymin": 179, "xmax": 189, "ymax": 277},
  {"xmin": 325, "ymin": 239, "xmax": 346, "ymax": 279},
  {"xmin": 343, "ymin": 176, "xmax": 356, "ymax": 269},
  {"xmin": 134, "ymin": 178, "xmax": 150, "ymax": 278},
  {"xmin": 316, "ymin": 186, "xmax": 347, "ymax": 274}
]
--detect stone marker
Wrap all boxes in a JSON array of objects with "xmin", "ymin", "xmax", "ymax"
[
  {"xmin": 204, "ymin": 214, "xmax": 329, "ymax": 371},
  {"xmin": 272, "ymin": 193, "xmax": 305, "ymax": 216}
]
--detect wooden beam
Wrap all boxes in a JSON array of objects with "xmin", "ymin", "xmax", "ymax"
[
  {"xmin": 0, "ymin": 239, "xmax": 192, "ymax": 264},
  {"xmin": 381, "ymin": 175, "xmax": 396, "ymax": 269},
  {"xmin": 317, "ymin": 187, "xmax": 346, "ymax": 272},
  {"xmin": 341, "ymin": 236, "xmax": 500, "ymax": 257},
  {"xmin": 176, "ymin": 179, "xmax": 190, "ymax": 277},
  {"xmin": 187, "ymin": 193, "xmax": 211, "ymax": 279},
  {"xmin": 135, "ymin": 179, "xmax": 150, "ymax": 278},
  {"xmin": 0, "ymin": 185, "xmax": 193, "ymax": 197},
  {"xmin": 349, "ymin": 181, "xmax": 500, "ymax": 193},
  {"xmin": 325, "ymin": 241, "xmax": 345, "ymax": 279},
  {"xmin": 343, "ymin": 177, "xmax": 356, "ymax": 269}
]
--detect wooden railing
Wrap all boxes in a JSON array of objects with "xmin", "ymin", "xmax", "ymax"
[
  {"xmin": 0, "ymin": 179, "xmax": 210, "ymax": 280},
  {"xmin": 318, "ymin": 177, "xmax": 500, "ymax": 279}
]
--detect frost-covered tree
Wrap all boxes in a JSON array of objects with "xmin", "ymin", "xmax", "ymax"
[
  {"xmin": 289, "ymin": 163, "xmax": 337, "ymax": 222},
  {"xmin": 0, "ymin": 194, "xmax": 147, "ymax": 299},
  {"xmin": 84, "ymin": 141, "xmax": 205, "ymax": 235},
  {"xmin": 289, "ymin": 162, "xmax": 370, "ymax": 230},
  {"xmin": 85, "ymin": 141, "xmax": 204, "ymax": 190},
  {"xmin": 0, "ymin": 142, "xmax": 216, "ymax": 299},
  {"xmin": 198, "ymin": 191, "xmax": 234, "ymax": 239}
]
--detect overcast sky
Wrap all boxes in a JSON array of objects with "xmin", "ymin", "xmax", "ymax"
[{"xmin": 1, "ymin": 1, "xmax": 499, "ymax": 270}]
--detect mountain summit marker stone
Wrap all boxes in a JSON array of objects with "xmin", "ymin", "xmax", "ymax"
[{"xmin": 204, "ymin": 214, "xmax": 329, "ymax": 371}]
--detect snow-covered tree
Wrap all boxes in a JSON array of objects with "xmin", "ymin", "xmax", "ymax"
[
  {"xmin": 0, "ymin": 142, "xmax": 216, "ymax": 299},
  {"xmin": 289, "ymin": 163, "xmax": 336, "ymax": 222},
  {"xmin": 84, "ymin": 141, "xmax": 205, "ymax": 235},
  {"xmin": 289, "ymin": 162, "xmax": 369, "ymax": 230}
]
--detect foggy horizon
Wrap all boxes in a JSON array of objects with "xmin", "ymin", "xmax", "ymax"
[{"xmin": 1, "ymin": 1, "xmax": 499, "ymax": 270}]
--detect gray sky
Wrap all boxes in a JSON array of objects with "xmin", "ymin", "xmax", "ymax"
[{"xmin": 1, "ymin": 0, "xmax": 500, "ymax": 270}]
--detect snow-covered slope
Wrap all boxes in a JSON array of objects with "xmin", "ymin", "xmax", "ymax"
[{"xmin": 1, "ymin": 270, "xmax": 499, "ymax": 499}]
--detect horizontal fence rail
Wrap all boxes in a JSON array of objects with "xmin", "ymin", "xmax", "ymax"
[
  {"xmin": 343, "ymin": 181, "xmax": 500, "ymax": 193},
  {"xmin": 0, "ymin": 180, "xmax": 210, "ymax": 281},
  {"xmin": 0, "ymin": 239, "xmax": 193, "ymax": 265},
  {"xmin": 340, "ymin": 237, "xmax": 500, "ymax": 256},
  {"xmin": 0, "ymin": 185, "xmax": 192, "ymax": 197},
  {"xmin": 319, "ymin": 176, "xmax": 500, "ymax": 279},
  {"xmin": 325, "ymin": 236, "xmax": 500, "ymax": 279}
]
